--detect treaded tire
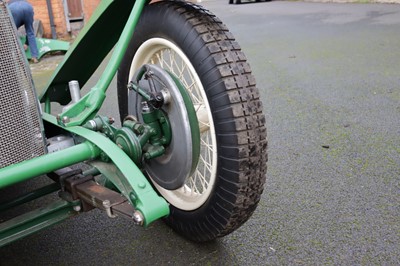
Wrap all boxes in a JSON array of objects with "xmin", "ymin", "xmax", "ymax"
[{"xmin": 117, "ymin": 1, "xmax": 267, "ymax": 242}]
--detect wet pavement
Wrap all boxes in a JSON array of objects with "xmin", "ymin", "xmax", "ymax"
[
  {"xmin": 1, "ymin": 1, "xmax": 400, "ymax": 265},
  {"xmin": 30, "ymin": 55, "xmax": 64, "ymax": 95}
]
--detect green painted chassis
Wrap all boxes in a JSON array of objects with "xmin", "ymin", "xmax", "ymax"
[{"xmin": 0, "ymin": 0, "xmax": 172, "ymax": 246}]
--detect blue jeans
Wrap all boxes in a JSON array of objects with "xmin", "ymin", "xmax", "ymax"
[{"xmin": 9, "ymin": 1, "xmax": 39, "ymax": 58}]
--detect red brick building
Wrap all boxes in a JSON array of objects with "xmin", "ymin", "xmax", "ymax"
[{"xmin": 29, "ymin": 0, "xmax": 100, "ymax": 39}]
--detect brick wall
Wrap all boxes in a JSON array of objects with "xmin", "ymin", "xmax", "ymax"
[
  {"xmin": 29, "ymin": 0, "xmax": 100, "ymax": 39},
  {"xmin": 83, "ymin": 0, "xmax": 100, "ymax": 22}
]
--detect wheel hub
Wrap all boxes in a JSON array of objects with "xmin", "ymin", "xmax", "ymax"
[{"xmin": 128, "ymin": 64, "xmax": 200, "ymax": 190}]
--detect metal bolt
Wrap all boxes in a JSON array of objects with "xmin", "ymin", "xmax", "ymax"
[
  {"xmin": 145, "ymin": 70, "xmax": 154, "ymax": 79},
  {"xmin": 85, "ymin": 119, "xmax": 97, "ymax": 130},
  {"xmin": 132, "ymin": 211, "xmax": 144, "ymax": 226},
  {"xmin": 160, "ymin": 89, "xmax": 171, "ymax": 104},
  {"xmin": 73, "ymin": 205, "xmax": 81, "ymax": 212},
  {"xmin": 142, "ymin": 101, "xmax": 151, "ymax": 113},
  {"xmin": 133, "ymin": 124, "xmax": 144, "ymax": 135},
  {"xmin": 103, "ymin": 200, "xmax": 117, "ymax": 218},
  {"xmin": 62, "ymin": 116, "xmax": 70, "ymax": 124}
]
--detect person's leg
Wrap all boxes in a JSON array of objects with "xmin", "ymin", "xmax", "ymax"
[{"xmin": 22, "ymin": 4, "xmax": 39, "ymax": 61}]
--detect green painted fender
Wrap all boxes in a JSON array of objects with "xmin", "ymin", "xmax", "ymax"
[{"xmin": 21, "ymin": 37, "xmax": 70, "ymax": 60}]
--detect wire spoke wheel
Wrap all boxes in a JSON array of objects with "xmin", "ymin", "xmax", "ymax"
[
  {"xmin": 118, "ymin": 1, "xmax": 267, "ymax": 242},
  {"xmin": 128, "ymin": 38, "xmax": 217, "ymax": 210}
]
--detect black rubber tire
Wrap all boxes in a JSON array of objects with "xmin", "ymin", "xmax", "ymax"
[{"xmin": 117, "ymin": 1, "xmax": 267, "ymax": 242}]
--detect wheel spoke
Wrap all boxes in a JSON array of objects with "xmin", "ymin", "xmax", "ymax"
[
  {"xmin": 199, "ymin": 153, "xmax": 212, "ymax": 174},
  {"xmin": 196, "ymin": 104, "xmax": 210, "ymax": 133},
  {"xmin": 193, "ymin": 170, "xmax": 209, "ymax": 193},
  {"xmin": 130, "ymin": 38, "xmax": 217, "ymax": 210},
  {"xmin": 200, "ymin": 135, "xmax": 214, "ymax": 152},
  {"xmin": 188, "ymin": 82, "xmax": 201, "ymax": 103}
]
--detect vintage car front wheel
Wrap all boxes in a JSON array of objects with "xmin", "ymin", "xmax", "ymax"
[{"xmin": 117, "ymin": 1, "xmax": 267, "ymax": 242}]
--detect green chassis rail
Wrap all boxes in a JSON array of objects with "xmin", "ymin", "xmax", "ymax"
[{"xmin": 0, "ymin": 0, "xmax": 171, "ymax": 246}]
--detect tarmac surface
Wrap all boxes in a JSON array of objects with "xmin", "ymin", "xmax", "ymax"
[{"xmin": 1, "ymin": 1, "xmax": 400, "ymax": 265}]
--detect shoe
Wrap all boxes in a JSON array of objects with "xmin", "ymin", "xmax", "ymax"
[{"xmin": 31, "ymin": 57, "xmax": 38, "ymax": 63}]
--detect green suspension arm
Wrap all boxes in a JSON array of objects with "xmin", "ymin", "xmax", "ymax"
[{"xmin": 41, "ymin": 0, "xmax": 148, "ymax": 127}]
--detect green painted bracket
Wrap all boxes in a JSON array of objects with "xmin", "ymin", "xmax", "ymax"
[
  {"xmin": 21, "ymin": 36, "xmax": 69, "ymax": 60},
  {"xmin": 41, "ymin": 0, "xmax": 147, "ymax": 127},
  {"xmin": 42, "ymin": 113, "xmax": 170, "ymax": 226}
]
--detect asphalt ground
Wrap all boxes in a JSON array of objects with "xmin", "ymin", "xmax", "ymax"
[{"xmin": 1, "ymin": 1, "xmax": 400, "ymax": 265}]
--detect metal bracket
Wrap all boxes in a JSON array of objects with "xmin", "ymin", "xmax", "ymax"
[
  {"xmin": 42, "ymin": 113, "xmax": 169, "ymax": 227},
  {"xmin": 63, "ymin": 174, "xmax": 95, "ymax": 212},
  {"xmin": 73, "ymin": 180, "xmax": 144, "ymax": 225},
  {"xmin": 47, "ymin": 167, "xmax": 82, "ymax": 190}
]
